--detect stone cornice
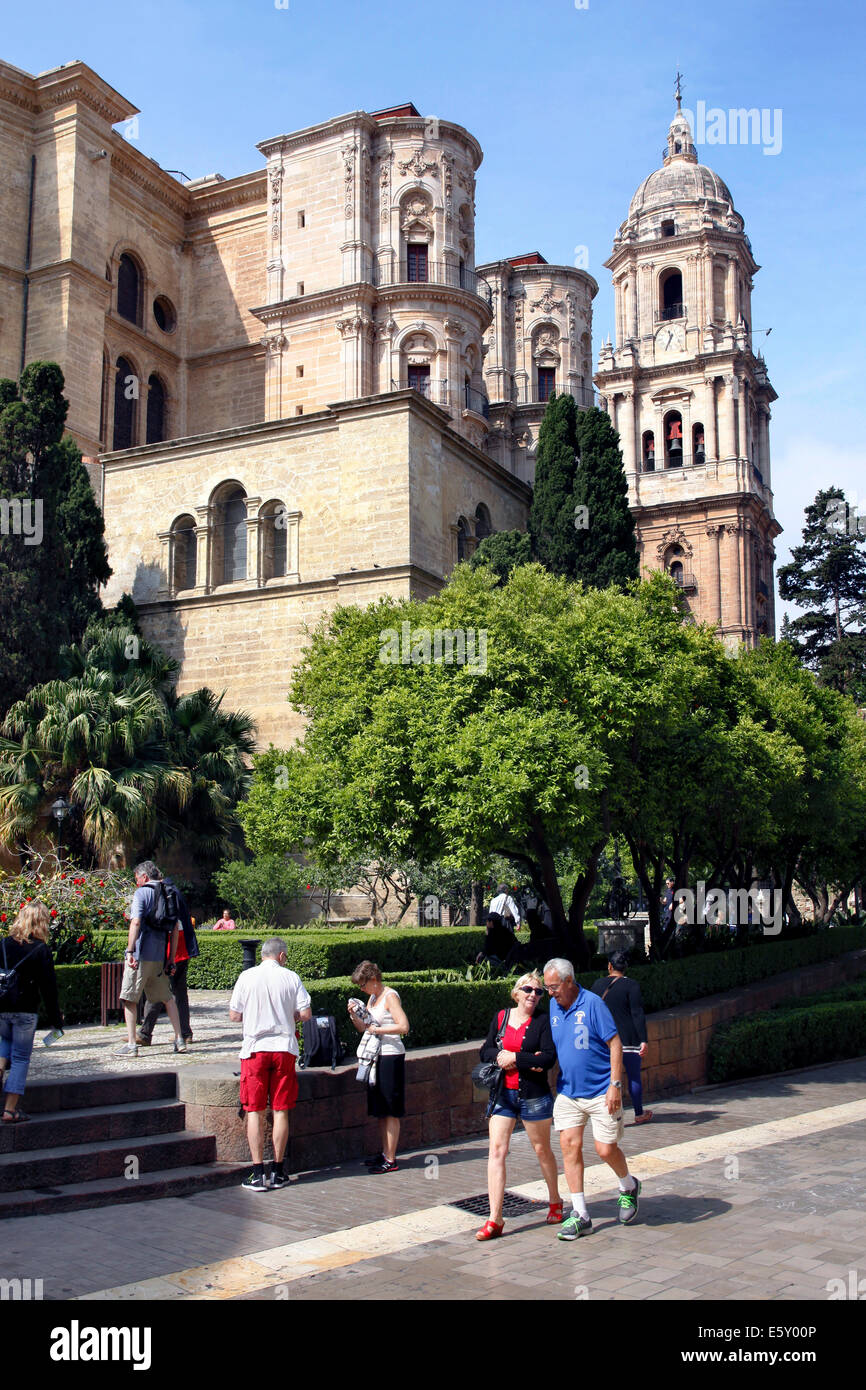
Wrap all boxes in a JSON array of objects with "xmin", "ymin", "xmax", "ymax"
[
  {"xmin": 477, "ymin": 260, "xmax": 599, "ymax": 299},
  {"xmin": 605, "ymin": 228, "xmax": 759, "ymax": 277},
  {"xmin": 27, "ymin": 257, "xmax": 112, "ymax": 298},
  {"xmin": 100, "ymin": 406, "xmax": 338, "ymax": 469},
  {"xmin": 109, "ymin": 145, "xmax": 190, "ymax": 217},
  {"xmin": 258, "ymin": 111, "xmax": 482, "ymax": 170},
  {"xmin": 33, "ymin": 62, "xmax": 137, "ymax": 125},
  {"xmin": 187, "ymin": 171, "xmax": 267, "ymax": 219},
  {"xmin": 250, "ymin": 282, "xmax": 378, "ymax": 324}
]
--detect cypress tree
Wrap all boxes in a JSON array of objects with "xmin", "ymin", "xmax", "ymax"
[
  {"xmin": 0, "ymin": 362, "xmax": 111, "ymax": 714},
  {"xmin": 527, "ymin": 392, "xmax": 579, "ymax": 577},
  {"xmin": 469, "ymin": 529, "xmax": 532, "ymax": 583},
  {"xmin": 572, "ymin": 406, "xmax": 639, "ymax": 588}
]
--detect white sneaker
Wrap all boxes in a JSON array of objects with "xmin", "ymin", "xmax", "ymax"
[
  {"xmin": 113, "ymin": 1042, "xmax": 138, "ymax": 1057},
  {"xmin": 173, "ymin": 1040, "xmax": 187, "ymax": 1053}
]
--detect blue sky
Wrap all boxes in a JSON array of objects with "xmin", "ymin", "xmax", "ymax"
[{"xmin": 4, "ymin": 0, "xmax": 865, "ymax": 599}]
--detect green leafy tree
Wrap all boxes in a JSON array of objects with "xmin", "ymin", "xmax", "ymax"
[
  {"xmin": 0, "ymin": 363, "xmax": 110, "ymax": 714},
  {"xmin": 527, "ymin": 392, "xmax": 579, "ymax": 577},
  {"xmin": 211, "ymin": 853, "xmax": 310, "ymax": 927},
  {"xmin": 572, "ymin": 406, "xmax": 639, "ymax": 588},
  {"xmin": 779, "ymin": 487, "xmax": 866, "ymax": 700},
  {"xmin": 469, "ymin": 530, "xmax": 532, "ymax": 583},
  {"xmin": 237, "ymin": 565, "xmax": 722, "ymax": 966}
]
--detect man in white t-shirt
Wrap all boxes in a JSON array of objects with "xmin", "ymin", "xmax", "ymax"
[
  {"xmin": 229, "ymin": 937, "xmax": 312, "ymax": 1193},
  {"xmin": 488, "ymin": 885, "xmax": 520, "ymax": 930}
]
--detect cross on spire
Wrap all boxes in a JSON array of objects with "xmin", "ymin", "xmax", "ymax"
[{"xmin": 674, "ymin": 70, "xmax": 684, "ymax": 111}]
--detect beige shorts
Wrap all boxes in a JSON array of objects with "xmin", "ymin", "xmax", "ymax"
[
  {"xmin": 119, "ymin": 958, "xmax": 172, "ymax": 1006},
  {"xmin": 553, "ymin": 1091, "xmax": 624, "ymax": 1145}
]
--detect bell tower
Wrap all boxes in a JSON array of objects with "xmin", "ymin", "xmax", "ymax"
[{"xmin": 595, "ymin": 81, "xmax": 781, "ymax": 644}]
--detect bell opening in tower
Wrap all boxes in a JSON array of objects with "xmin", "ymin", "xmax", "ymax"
[
  {"xmin": 664, "ymin": 411, "xmax": 683, "ymax": 467},
  {"xmin": 660, "ymin": 269, "xmax": 683, "ymax": 321},
  {"xmin": 642, "ymin": 430, "xmax": 656, "ymax": 472}
]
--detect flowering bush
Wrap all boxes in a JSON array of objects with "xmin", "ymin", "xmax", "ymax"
[{"xmin": 0, "ymin": 863, "xmax": 133, "ymax": 964}]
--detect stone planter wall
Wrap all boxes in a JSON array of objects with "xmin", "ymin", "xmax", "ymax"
[{"xmin": 181, "ymin": 949, "xmax": 866, "ymax": 1167}]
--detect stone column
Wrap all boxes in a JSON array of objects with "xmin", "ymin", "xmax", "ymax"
[
  {"xmin": 377, "ymin": 317, "xmax": 397, "ymax": 395},
  {"xmin": 617, "ymin": 390, "xmax": 636, "ymax": 470},
  {"xmin": 444, "ymin": 317, "xmax": 464, "ymax": 419},
  {"xmin": 724, "ymin": 255, "xmax": 736, "ymax": 324},
  {"xmin": 244, "ymin": 496, "xmax": 262, "ymax": 586},
  {"xmin": 194, "ymin": 505, "xmax": 212, "ymax": 595},
  {"xmin": 261, "ymin": 332, "xmax": 288, "ymax": 421},
  {"xmin": 719, "ymin": 375, "xmax": 737, "ymax": 460},
  {"xmin": 157, "ymin": 530, "xmax": 173, "ymax": 599},
  {"xmin": 737, "ymin": 375, "xmax": 749, "ymax": 460},
  {"xmin": 704, "ymin": 378, "xmax": 718, "ymax": 461},
  {"xmin": 706, "ymin": 524, "xmax": 723, "ymax": 628}
]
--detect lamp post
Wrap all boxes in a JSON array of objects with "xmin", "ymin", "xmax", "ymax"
[{"xmin": 51, "ymin": 796, "xmax": 70, "ymax": 870}]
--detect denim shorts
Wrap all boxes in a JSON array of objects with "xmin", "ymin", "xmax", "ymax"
[{"xmin": 490, "ymin": 1088, "xmax": 554, "ymax": 1122}]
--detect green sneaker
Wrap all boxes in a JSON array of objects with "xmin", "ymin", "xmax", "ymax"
[
  {"xmin": 557, "ymin": 1212, "xmax": 592, "ymax": 1240},
  {"xmin": 617, "ymin": 1178, "xmax": 641, "ymax": 1224}
]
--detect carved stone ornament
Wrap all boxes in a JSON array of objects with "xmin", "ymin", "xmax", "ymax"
[
  {"xmin": 379, "ymin": 151, "xmax": 392, "ymax": 224},
  {"xmin": 261, "ymin": 333, "xmax": 288, "ymax": 356},
  {"xmin": 341, "ymin": 143, "xmax": 356, "ymax": 219},
  {"xmin": 656, "ymin": 526, "xmax": 694, "ymax": 562},
  {"xmin": 397, "ymin": 148, "xmax": 439, "ymax": 178},
  {"xmin": 530, "ymin": 288, "xmax": 565, "ymax": 313}
]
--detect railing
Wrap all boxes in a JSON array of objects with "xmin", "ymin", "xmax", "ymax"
[
  {"xmin": 463, "ymin": 384, "xmax": 490, "ymax": 419},
  {"xmin": 374, "ymin": 260, "xmax": 493, "ymax": 307},
  {"xmin": 393, "ymin": 377, "xmax": 450, "ymax": 407},
  {"xmin": 641, "ymin": 452, "xmax": 702, "ymax": 472},
  {"xmin": 520, "ymin": 384, "xmax": 600, "ymax": 409},
  {"xmin": 672, "ymin": 572, "xmax": 697, "ymax": 593},
  {"xmin": 656, "ymin": 303, "xmax": 685, "ymax": 322}
]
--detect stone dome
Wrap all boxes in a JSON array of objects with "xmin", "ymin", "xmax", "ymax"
[{"xmin": 629, "ymin": 160, "xmax": 734, "ymax": 219}]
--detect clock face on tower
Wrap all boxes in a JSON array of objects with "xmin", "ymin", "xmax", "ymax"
[{"xmin": 654, "ymin": 324, "xmax": 686, "ymax": 358}]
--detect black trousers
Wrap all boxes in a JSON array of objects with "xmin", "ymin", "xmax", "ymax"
[{"xmin": 139, "ymin": 961, "xmax": 191, "ymax": 1039}]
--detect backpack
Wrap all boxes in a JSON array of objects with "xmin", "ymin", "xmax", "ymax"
[
  {"xmin": 142, "ymin": 882, "xmax": 176, "ymax": 935},
  {"xmin": 0, "ymin": 939, "xmax": 41, "ymax": 1011},
  {"xmin": 299, "ymin": 1014, "xmax": 346, "ymax": 1071}
]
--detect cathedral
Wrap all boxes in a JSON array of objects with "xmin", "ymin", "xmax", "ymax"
[{"xmin": 0, "ymin": 59, "xmax": 779, "ymax": 745}]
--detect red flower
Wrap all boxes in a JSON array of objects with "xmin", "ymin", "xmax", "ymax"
[
  {"xmin": 19, "ymin": 902, "xmax": 25, "ymax": 909},
  {"xmin": 99, "ymin": 881, "xmax": 105, "ymax": 887},
  {"xmin": 60, "ymin": 874, "xmax": 66, "ymax": 880},
  {"xmin": 0, "ymin": 914, "xmax": 6, "ymax": 922},
  {"xmin": 84, "ymin": 960, "xmax": 90, "ymax": 965},
  {"xmin": 50, "ymin": 909, "xmax": 58, "ymax": 917},
  {"xmin": 36, "ymin": 878, "xmax": 42, "ymax": 885},
  {"xmin": 26, "ymin": 896, "xmax": 32, "ymax": 901},
  {"xmin": 76, "ymin": 935, "xmax": 86, "ymax": 944},
  {"xmin": 98, "ymin": 910, "xmax": 104, "ymax": 916},
  {"xmin": 306, "ymin": 884, "xmax": 312, "ymax": 890}
]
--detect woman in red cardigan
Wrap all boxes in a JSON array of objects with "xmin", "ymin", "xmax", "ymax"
[{"xmin": 475, "ymin": 970, "xmax": 561, "ymax": 1240}]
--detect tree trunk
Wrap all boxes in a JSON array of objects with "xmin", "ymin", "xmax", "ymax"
[{"xmin": 470, "ymin": 882, "xmax": 485, "ymax": 926}]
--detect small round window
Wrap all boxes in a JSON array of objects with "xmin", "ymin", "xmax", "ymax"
[{"xmin": 153, "ymin": 296, "xmax": 177, "ymax": 333}]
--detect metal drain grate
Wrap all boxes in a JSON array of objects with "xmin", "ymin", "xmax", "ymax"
[{"xmin": 450, "ymin": 1190, "xmax": 539, "ymax": 1217}]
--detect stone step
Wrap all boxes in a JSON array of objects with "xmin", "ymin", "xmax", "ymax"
[
  {"xmin": 0, "ymin": 1161, "xmax": 250, "ymax": 1221},
  {"xmin": 22, "ymin": 1070, "xmax": 178, "ymax": 1115},
  {"xmin": 0, "ymin": 1130, "xmax": 216, "ymax": 1192},
  {"xmin": 0, "ymin": 1099, "xmax": 186, "ymax": 1155}
]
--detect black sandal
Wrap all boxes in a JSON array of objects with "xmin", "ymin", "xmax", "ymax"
[{"xmin": 2, "ymin": 1109, "xmax": 29, "ymax": 1123}]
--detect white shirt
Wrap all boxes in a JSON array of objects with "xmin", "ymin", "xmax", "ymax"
[
  {"xmin": 489, "ymin": 892, "xmax": 519, "ymax": 927},
  {"xmin": 229, "ymin": 960, "xmax": 311, "ymax": 1060}
]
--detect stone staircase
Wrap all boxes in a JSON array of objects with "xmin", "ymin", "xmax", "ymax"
[{"xmin": 0, "ymin": 1071, "xmax": 247, "ymax": 1219}]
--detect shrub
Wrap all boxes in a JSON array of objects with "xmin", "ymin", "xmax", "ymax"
[
  {"xmin": 50, "ymin": 964, "xmax": 102, "ymax": 1024},
  {"xmin": 210, "ymin": 855, "xmax": 310, "ymax": 927},
  {"xmin": 0, "ymin": 867, "xmax": 130, "ymax": 962},
  {"xmin": 707, "ymin": 1001, "xmax": 866, "ymax": 1083}
]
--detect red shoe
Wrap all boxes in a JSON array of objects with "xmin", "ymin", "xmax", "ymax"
[
  {"xmin": 475, "ymin": 1219, "xmax": 504, "ymax": 1241},
  {"xmin": 546, "ymin": 1201, "xmax": 564, "ymax": 1224},
  {"xmin": 634, "ymin": 1110, "xmax": 654, "ymax": 1125}
]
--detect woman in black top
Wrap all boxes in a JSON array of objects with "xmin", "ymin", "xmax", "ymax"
[
  {"xmin": 475, "ymin": 970, "xmax": 561, "ymax": 1240},
  {"xmin": 591, "ymin": 950, "xmax": 652, "ymax": 1124},
  {"xmin": 0, "ymin": 902, "xmax": 63, "ymax": 1122}
]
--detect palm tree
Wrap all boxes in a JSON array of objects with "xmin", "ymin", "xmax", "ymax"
[{"xmin": 0, "ymin": 628, "xmax": 255, "ymax": 864}]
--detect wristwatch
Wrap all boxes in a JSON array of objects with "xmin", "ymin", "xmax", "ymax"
[{"xmin": 611, "ymin": 1080, "xmax": 622, "ymax": 1089}]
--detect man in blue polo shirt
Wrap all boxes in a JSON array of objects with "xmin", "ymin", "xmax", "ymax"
[{"xmin": 544, "ymin": 956, "xmax": 641, "ymax": 1239}]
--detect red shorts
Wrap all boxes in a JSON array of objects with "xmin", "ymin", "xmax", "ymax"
[{"xmin": 240, "ymin": 1052, "xmax": 298, "ymax": 1112}]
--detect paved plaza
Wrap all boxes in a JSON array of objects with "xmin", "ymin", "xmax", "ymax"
[{"xmin": 6, "ymin": 1049, "xmax": 865, "ymax": 1303}]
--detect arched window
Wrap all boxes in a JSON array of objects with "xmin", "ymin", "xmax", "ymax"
[
  {"xmin": 660, "ymin": 269, "xmax": 683, "ymax": 320},
  {"xmin": 113, "ymin": 356, "xmax": 138, "ymax": 450},
  {"xmin": 117, "ymin": 253, "xmax": 142, "ymax": 325},
  {"xmin": 669, "ymin": 560, "xmax": 684, "ymax": 586},
  {"xmin": 475, "ymin": 504, "xmax": 492, "ymax": 541},
  {"xmin": 146, "ymin": 375, "xmax": 166, "ymax": 444},
  {"xmin": 221, "ymin": 488, "xmax": 247, "ymax": 584},
  {"xmin": 171, "ymin": 515, "xmax": 197, "ymax": 591},
  {"xmin": 692, "ymin": 422, "xmax": 705, "ymax": 465},
  {"xmin": 664, "ymin": 410, "xmax": 683, "ymax": 468},
  {"xmin": 260, "ymin": 500, "xmax": 288, "ymax": 581},
  {"xmin": 456, "ymin": 516, "xmax": 469, "ymax": 563},
  {"xmin": 642, "ymin": 430, "xmax": 656, "ymax": 471}
]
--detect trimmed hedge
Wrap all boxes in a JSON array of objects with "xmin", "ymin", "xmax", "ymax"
[
  {"xmin": 305, "ymin": 975, "xmax": 527, "ymax": 1051},
  {"xmin": 707, "ymin": 1000, "xmax": 866, "ymax": 1083},
  {"xmin": 47, "ymin": 965, "xmax": 102, "ymax": 1025}
]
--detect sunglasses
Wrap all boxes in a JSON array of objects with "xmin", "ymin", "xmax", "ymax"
[{"xmin": 520, "ymin": 986, "xmax": 544, "ymax": 997}]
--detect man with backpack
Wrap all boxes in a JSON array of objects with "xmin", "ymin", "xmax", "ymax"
[
  {"xmin": 113, "ymin": 861, "xmax": 187, "ymax": 1058},
  {"xmin": 136, "ymin": 873, "xmax": 199, "ymax": 1048}
]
